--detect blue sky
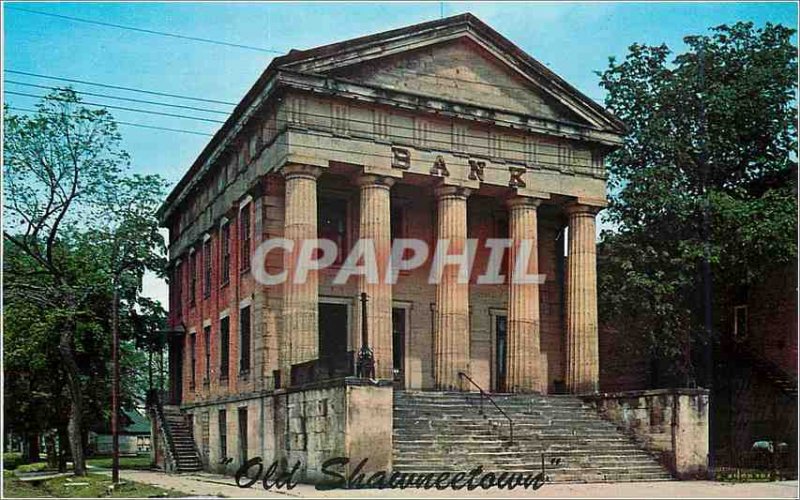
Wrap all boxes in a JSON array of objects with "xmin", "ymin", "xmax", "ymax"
[{"xmin": 4, "ymin": 1, "xmax": 798, "ymax": 304}]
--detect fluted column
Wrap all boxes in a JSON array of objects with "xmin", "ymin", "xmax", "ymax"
[
  {"xmin": 281, "ymin": 164, "xmax": 322, "ymax": 386},
  {"xmin": 506, "ymin": 196, "xmax": 544, "ymax": 393},
  {"xmin": 565, "ymin": 203, "xmax": 600, "ymax": 394},
  {"xmin": 433, "ymin": 185, "xmax": 471, "ymax": 390},
  {"xmin": 357, "ymin": 174, "xmax": 395, "ymax": 379}
]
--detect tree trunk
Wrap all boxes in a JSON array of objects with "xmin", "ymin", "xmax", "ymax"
[
  {"xmin": 45, "ymin": 432, "xmax": 58, "ymax": 469},
  {"xmin": 24, "ymin": 433, "xmax": 40, "ymax": 463},
  {"xmin": 59, "ymin": 314, "xmax": 86, "ymax": 476},
  {"xmin": 57, "ymin": 426, "xmax": 69, "ymax": 472}
]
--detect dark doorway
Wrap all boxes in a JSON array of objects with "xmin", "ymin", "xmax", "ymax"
[
  {"xmin": 392, "ymin": 308, "xmax": 406, "ymax": 388},
  {"xmin": 237, "ymin": 407, "xmax": 248, "ymax": 465},
  {"xmin": 495, "ymin": 315, "xmax": 507, "ymax": 392},
  {"xmin": 168, "ymin": 335, "xmax": 183, "ymax": 405},
  {"xmin": 319, "ymin": 303, "xmax": 348, "ymax": 364}
]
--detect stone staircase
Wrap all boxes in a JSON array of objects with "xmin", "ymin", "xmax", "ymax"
[
  {"xmin": 159, "ymin": 405, "xmax": 203, "ymax": 473},
  {"xmin": 392, "ymin": 391, "xmax": 673, "ymax": 483}
]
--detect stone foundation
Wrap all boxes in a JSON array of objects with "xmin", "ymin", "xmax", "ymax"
[
  {"xmin": 183, "ymin": 378, "xmax": 393, "ymax": 483},
  {"xmin": 583, "ymin": 388, "xmax": 710, "ymax": 479}
]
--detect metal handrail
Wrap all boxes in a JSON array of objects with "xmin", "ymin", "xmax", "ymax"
[{"xmin": 458, "ymin": 371, "xmax": 514, "ymax": 445}]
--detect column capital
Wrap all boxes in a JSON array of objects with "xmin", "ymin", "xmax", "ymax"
[
  {"xmin": 506, "ymin": 195, "xmax": 543, "ymax": 210},
  {"xmin": 434, "ymin": 185, "xmax": 472, "ymax": 201},
  {"xmin": 565, "ymin": 201, "xmax": 604, "ymax": 217},
  {"xmin": 280, "ymin": 163, "xmax": 323, "ymax": 180},
  {"xmin": 356, "ymin": 174, "xmax": 396, "ymax": 189}
]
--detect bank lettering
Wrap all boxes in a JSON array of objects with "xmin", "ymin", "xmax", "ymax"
[
  {"xmin": 389, "ymin": 148, "xmax": 527, "ymax": 188},
  {"xmin": 391, "ymin": 146, "xmax": 410, "ymax": 170}
]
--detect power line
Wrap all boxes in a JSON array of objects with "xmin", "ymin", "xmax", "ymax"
[
  {"xmin": 4, "ymin": 70, "xmax": 238, "ymax": 106},
  {"xmin": 6, "ymin": 7, "xmax": 608, "ymax": 103},
  {"xmin": 5, "ymin": 65, "xmax": 607, "ymax": 130},
  {"xmin": 6, "ymin": 86, "xmax": 578, "ymax": 162},
  {"xmin": 5, "ymin": 107, "xmax": 584, "ymax": 196},
  {"xmin": 6, "ymin": 90, "xmax": 226, "ymax": 124},
  {"xmin": 5, "ymin": 80, "xmax": 230, "ymax": 115},
  {"xmin": 8, "ymin": 67, "xmax": 593, "ymax": 132},
  {"xmin": 6, "ymin": 6, "xmax": 284, "ymax": 54},
  {"xmin": 7, "ymin": 106, "xmax": 214, "ymax": 137}
]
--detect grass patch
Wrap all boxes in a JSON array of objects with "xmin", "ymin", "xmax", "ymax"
[
  {"xmin": 16, "ymin": 462, "xmax": 48, "ymax": 474},
  {"xmin": 3, "ymin": 471, "xmax": 187, "ymax": 498},
  {"xmin": 87, "ymin": 456, "xmax": 153, "ymax": 471}
]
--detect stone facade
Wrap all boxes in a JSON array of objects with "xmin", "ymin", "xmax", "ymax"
[{"xmin": 159, "ymin": 14, "xmax": 624, "ymax": 479}]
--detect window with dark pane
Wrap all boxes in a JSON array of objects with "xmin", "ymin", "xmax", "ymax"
[
  {"xmin": 318, "ymin": 197, "xmax": 347, "ymax": 265},
  {"xmin": 240, "ymin": 207, "xmax": 251, "ymax": 272},
  {"xmin": 239, "ymin": 306, "xmax": 251, "ymax": 373},
  {"xmin": 221, "ymin": 222, "xmax": 231, "ymax": 285},
  {"xmin": 220, "ymin": 316, "xmax": 230, "ymax": 381}
]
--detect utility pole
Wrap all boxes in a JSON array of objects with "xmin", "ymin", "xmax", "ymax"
[{"xmin": 111, "ymin": 279, "xmax": 120, "ymax": 484}]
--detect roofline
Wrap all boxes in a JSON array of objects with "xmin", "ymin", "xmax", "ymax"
[
  {"xmin": 158, "ymin": 15, "xmax": 474, "ymax": 220},
  {"xmin": 158, "ymin": 12, "xmax": 624, "ymax": 222}
]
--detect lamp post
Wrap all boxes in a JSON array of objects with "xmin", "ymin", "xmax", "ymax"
[{"xmin": 356, "ymin": 292, "xmax": 375, "ymax": 379}]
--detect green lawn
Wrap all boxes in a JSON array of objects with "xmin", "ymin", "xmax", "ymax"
[
  {"xmin": 3, "ymin": 471, "xmax": 187, "ymax": 498},
  {"xmin": 86, "ymin": 456, "xmax": 153, "ymax": 471}
]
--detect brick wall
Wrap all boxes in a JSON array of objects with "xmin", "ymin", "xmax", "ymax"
[{"xmin": 740, "ymin": 266, "xmax": 797, "ymax": 375}]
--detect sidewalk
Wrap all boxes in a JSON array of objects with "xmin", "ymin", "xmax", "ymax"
[{"xmin": 110, "ymin": 469, "xmax": 799, "ymax": 498}]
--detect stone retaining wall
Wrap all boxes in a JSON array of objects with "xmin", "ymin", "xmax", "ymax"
[
  {"xmin": 184, "ymin": 378, "xmax": 393, "ymax": 483},
  {"xmin": 584, "ymin": 388, "xmax": 709, "ymax": 479}
]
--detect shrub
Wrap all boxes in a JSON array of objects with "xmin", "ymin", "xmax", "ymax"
[{"xmin": 3, "ymin": 452, "xmax": 25, "ymax": 470}]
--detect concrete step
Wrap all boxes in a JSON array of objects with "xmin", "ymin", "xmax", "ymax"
[{"xmin": 392, "ymin": 391, "xmax": 672, "ymax": 484}]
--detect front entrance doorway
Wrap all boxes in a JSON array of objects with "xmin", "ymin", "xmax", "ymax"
[
  {"xmin": 392, "ymin": 308, "xmax": 406, "ymax": 388},
  {"xmin": 319, "ymin": 302, "xmax": 349, "ymax": 364}
]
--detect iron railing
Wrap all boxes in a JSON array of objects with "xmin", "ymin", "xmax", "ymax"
[
  {"xmin": 458, "ymin": 371, "xmax": 514, "ymax": 445},
  {"xmin": 715, "ymin": 448, "xmax": 797, "ymax": 481}
]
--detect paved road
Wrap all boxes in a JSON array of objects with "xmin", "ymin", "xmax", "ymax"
[{"xmin": 109, "ymin": 469, "xmax": 799, "ymax": 498}]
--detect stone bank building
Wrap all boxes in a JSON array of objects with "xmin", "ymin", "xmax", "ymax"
[{"xmin": 154, "ymin": 15, "xmax": 708, "ymax": 483}]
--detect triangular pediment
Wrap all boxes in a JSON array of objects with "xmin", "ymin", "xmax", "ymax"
[
  {"xmin": 275, "ymin": 14, "xmax": 624, "ymax": 133},
  {"xmin": 331, "ymin": 38, "xmax": 585, "ymax": 124}
]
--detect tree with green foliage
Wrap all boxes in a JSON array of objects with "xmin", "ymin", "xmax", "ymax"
[
  {"xmin": 596, "ymin": 22, "xmax": 797, "ymax": 385},
  {"xmin": 3, "ymin": 90, "xmax": 167, "ymax": 474}
]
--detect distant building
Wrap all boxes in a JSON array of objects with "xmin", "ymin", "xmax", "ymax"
[{"xmin": 89, "ymin": 408, "xmax": 151, "ymax": 456}]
